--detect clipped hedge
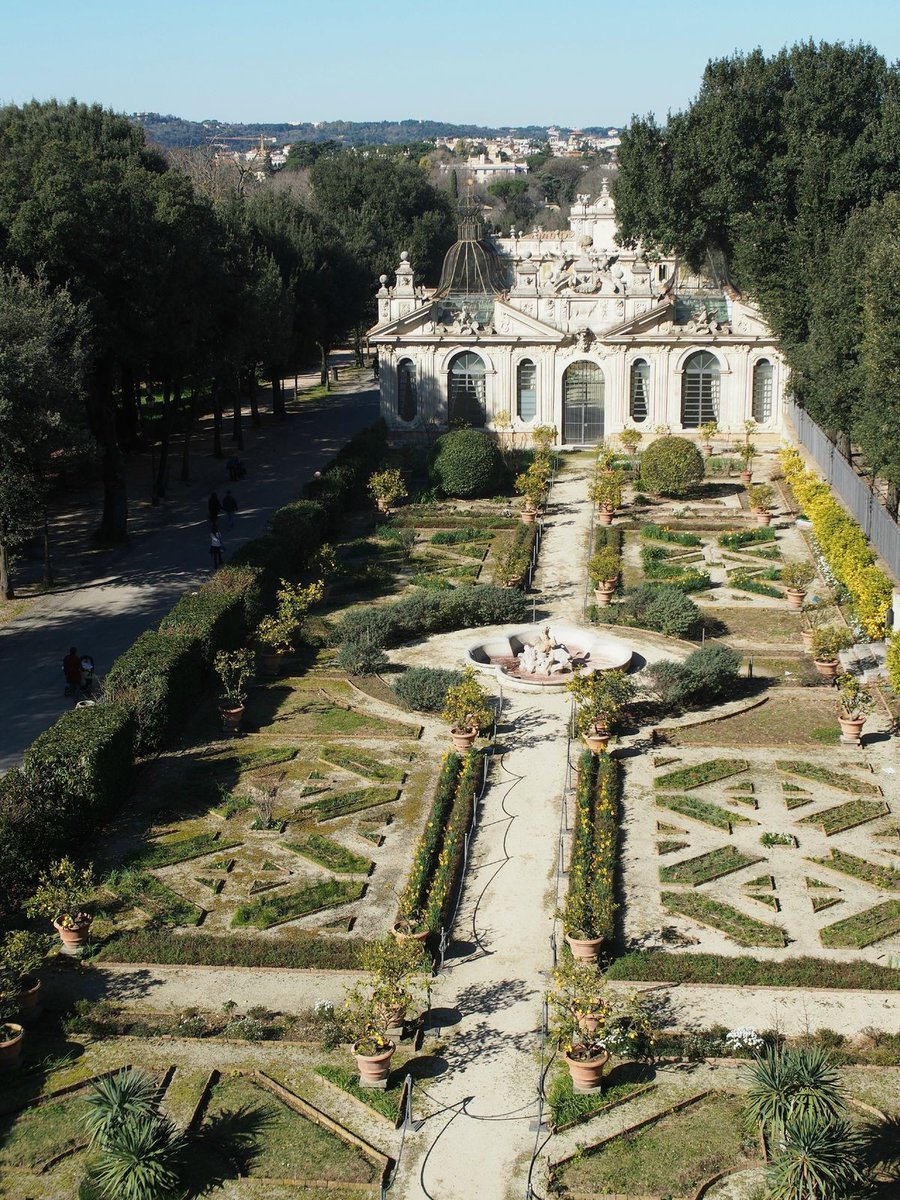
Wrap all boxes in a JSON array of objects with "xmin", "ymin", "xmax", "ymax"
[
  {"xmin": 333, "ymin": 585, "xmax": 528, "ymax": 649},
  {"xmin": 603, "ymin": 583, "xmax": 702, "ymax": 639},
  {"xmin": 104, "ymin": 630, "xmax": 206, "ymax": 755},
  {"xmin": 607, "ymin": 950, "xmax": 900, "ymax": 991},
  {"xmin": 398, "ymin": 752, "xmax": 462, "ymax": 928},
  {"xmin": 424, "ymin": 749, "xmax": 482, "ymax": 931},
  {"xmin": 432, "ymin": 429, "xmax": 506, "ymax": 498},
  {"xmin": 640, "ymin": 436, "xmax": 704, "ymax": 497},
  {"xmin": 158, "ymin": 589, "xmax": 244, "ymax": 663},
  {"xmin": 94, "ymin": 929, "xmax": 368, "ymax": 969},
  {"xmin": 563, "ymin": 751, "xmax": 619, "ymax": 947},
  {"xmin": 202, "ymin": 563, "xmax": 265, "ymax": 629},
  {"xmin": 780, "ymin": 446, "xmax": 893, "ymax": 638}
]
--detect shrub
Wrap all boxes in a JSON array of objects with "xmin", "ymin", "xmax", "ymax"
[
  {"xmin": 332, "ymin": 585, "xmax": 527, "ymax": 649},
  {"xmin": 202, "ymin": 564, "xmax": 265, "ymax": 628},
  {"xmin": 158, "ymin": 589, "xmax": 244, "ymax": 664},
  {"xmin": 563, "ymin": 752, "xmax": 619, "ymax": 945},
  {"xmin": 681, "ymin": 644, "xmax": 741, "ymax": 702},
  {"xmin": 257, "ymin": 579, "xmax": 324, "ymax": 654},
  {"xmin": 432, "ymin": 429, "xmax": 506, "ymax": 498},
  {"xmin": 640, "ymin": 436, "xmax": 704, "ymax": 496},
  {"xmin": 393, "ymin": 667, "xmax": 464, "ymax": 712},
  {"xmin": 887, "ymin": 632, "xmax": 900, "ymax": 695},
  {"xmin": 335, "ymin": 639, "xmax": 389, "ymax": 675},
  {"xmin": 398, "ymin": 752, "xmax": 462, "ymax": 929},
  {"xmin": 105, "ymin": 630, "xmax": 205, "ymax": 754},
  {"xmin": 608, "ymin": 584, "xmax": 702, "ymax": 639},
  {"xmin": 442, "ymin": 668, "xmax": 493, "ymax": 732},
  {"xmin": 642, "ymin": 660, "xmax": 692, "ymax": 709},
  {"xmin": 267, "ymin": 499, "xmax": 328, "ymax": 572}
]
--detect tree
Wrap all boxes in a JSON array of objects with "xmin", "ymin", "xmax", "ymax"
[{"xmin": 0, "ymin": 269, "xmax": 88, "ymax": 597}]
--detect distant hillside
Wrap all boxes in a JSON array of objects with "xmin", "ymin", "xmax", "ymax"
[{"xmin": 131, "ymin": 113, "xmax": 616, "ymax": 149}]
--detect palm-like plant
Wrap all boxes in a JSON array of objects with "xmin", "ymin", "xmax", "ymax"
[
  {"xmin": 766, "ymin": 1112, "xmax": 867, "ymax": 1200},
  {"xmin": 83, "ymin": 1068, "xmax": 160, "ymax": 1148},
  {"xmin": 744, "ymin": 1046, "xmax": 846, "ymax": 1147},
  {"xmin": 86, "ymin": 1114, "xmax": 185, "ymax": 1200}
]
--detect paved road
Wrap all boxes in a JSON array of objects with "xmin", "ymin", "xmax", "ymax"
[{"xmin": 0, "ymin": 379, "xmax": 380, "ymax": 770}]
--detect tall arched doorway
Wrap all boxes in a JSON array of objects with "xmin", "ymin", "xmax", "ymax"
[
  {"xmin": 562, "ymin": 361, "xmax": 604, "ymax": 444},
  {"xmin": 448, "ymin": 351, "xmax": 486, "ymax": 426}
]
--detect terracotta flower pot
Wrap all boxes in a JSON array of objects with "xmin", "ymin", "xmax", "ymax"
[
  {"xmin": 753, "ymin": 511, "xmax": 772, "ymax": 527},
  {"xmin": 593, "ymin": 584, "xmax": 616, "ymax": 607},
  {"xmin": 16, "ymin": 976, "xmax": 42, "ymax": 1026},
  {"xmin": 565, "ymin": 932, "xmax": 603, "ymax": 963},
  {"xmin": 814, "ymin": 659, "xmax": 841, "ymax": 681},
  {"xmin": 740, "ymin": 469, "xmax": 752, "ymax": 484},
  {"xmin": 53, "ymin": 918, "xmax": 92, "ymax": 953},
  {"xmin": 596, "ymin": 509, "xmax": 615, "ymax": 526},
  {"xmin": 375, "ymin": 498, "xmax": 391, "ymax": 514},
  {"xmin": 576, "ymin": 1010, "xmax": 603, "ymax": 1036},
  {"xmin": 0, "ymin": 1023, "xmax": 24, "ymax": 1072},
  {"xmin": 564, "ymin": 1047, "xmax": 609, "ymax": 1091},
  {"xmin": 259, "ymin": 651, "xmax": 283, "ymax": 677},
  {"xmin": 220, "ymin": 704, "xmax": 245, "ymax": 733},
  {"xmin": 704, "ymin": 444, "xmax": 714, "ymax": 457},
  {"xmin": 450, "ymin": 727, "xmax": 478, "ymax": 751},
  {"xmin": 355, "ymin": 1041, "xmax": 394, "ymax": 1088},
  {"xmin": 521, "ymin": 506, "xmax": 538, "ymax": 525},
  {"xmin": 786, "ymin": 587, "xmax": 807, "ymax": 611},
  {"xmin": 391, "ymin": 921, "xmax": 429, "ymax": 944},
  {"xmin": 800, "ymin": 629, "xmax": 814, "ymax": 652},
  {"xmin": 838, "ymin": 715, "xmax": 865, "ymax": 745}
]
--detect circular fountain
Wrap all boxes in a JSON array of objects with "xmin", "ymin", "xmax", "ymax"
[{"xmin": 465, "ymin": 620, "xmax": 633, "ymax": 691}]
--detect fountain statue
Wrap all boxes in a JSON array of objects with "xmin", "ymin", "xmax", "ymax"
[{"xmin": 519, "ymin": 627, "xmax": 575, "ymax": 676}]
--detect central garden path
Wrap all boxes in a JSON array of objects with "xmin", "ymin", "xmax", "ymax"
[{"xmin": 396, "ymin": 461, "xmax": 593, "ymax": 1200}]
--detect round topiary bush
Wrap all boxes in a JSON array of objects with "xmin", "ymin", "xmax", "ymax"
[
  {"xmin": 432, "ymin": 430, "xmax": 505, "ymax": 498},
  {"xmin": 640, "ymin": 436, "xmax": 704, "ymax": 497}
]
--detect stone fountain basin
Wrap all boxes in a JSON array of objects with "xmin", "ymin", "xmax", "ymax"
[{"xmin": 465, "ymin": 621, "xmax": 633, "ymax": 691}]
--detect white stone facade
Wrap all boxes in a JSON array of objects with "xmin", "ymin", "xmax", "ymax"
[{"xmin": 368, "ymin": 188, "xmax": 786, "ymax": 445}]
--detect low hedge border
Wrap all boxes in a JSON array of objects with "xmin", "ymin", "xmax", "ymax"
[
  {"xmin": 563, "ymin": 751, "xmax": 619, "ymax": 948},
  {"xmin": 606, "ymin": 950, "xmax": 900, "ymax": 990},
  {"xmin": 92, "ymin": 929, "xmax": 370, "ymax": 969}
]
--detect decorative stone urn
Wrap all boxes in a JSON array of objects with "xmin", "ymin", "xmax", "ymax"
[
  {"xmin": 813, "ymin": 659, "xmax": 841, "ymax": 681},
  {"xmin": 564, "ymin": 1046, "xmax": 609, "ymax": 1092}
]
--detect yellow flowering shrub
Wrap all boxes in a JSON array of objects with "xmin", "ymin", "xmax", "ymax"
[{"xmin": 780, "ymin": 448, "xmax": 892, "ymax": 639}]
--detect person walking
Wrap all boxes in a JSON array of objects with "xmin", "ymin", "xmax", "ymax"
[
  {"xmin": 62, "ymin": 646, "xmax": 81, "ymax": 697},
  {"xmin": 209, "ymin": 528, "xmax": 224, "ymax": 569},
  {"xmin": 208, "ymin": 491, "xmax": 222, "ymax": 526},
  {"xmin": 222, "ymin": 489, "xmax": 238, "ymax": 529}
]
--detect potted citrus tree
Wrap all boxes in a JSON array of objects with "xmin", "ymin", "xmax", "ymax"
[
  {"xmin": 25, "ymin": 858, "xmax": 95, "ymax": 953},
  {"xmin": 700, "ymin": 420, "xmax": 718, "ymax": 457},
  {"xmin": 800, "ymin": 593, "xmax": 834, "ymax": 652},
  {"xmin": 747, "ymin": 483, "xmax": 775, "ymax": 527},
  {"xmin": 341, "ymin": 983, "xmax": 396, "ymax": 1088},
  {"xmin": 0, "ymin": 931, "xmax": 49, "ymax": 1025},
  {"xmin": 618, "ymin": 428, "xmax": 643, "ymax": 458},
  {"xmin": 0, "ymin": 983, "xmax": 24, "ymax": 1073},
  {"xmin": 362, "ymin": 937, "xmax": 428, "ymax": 1032},
  {"xmin": 589, "ymin": 547, "xmax": 622, "ymax": 607},
  {"xmin": 738, "ymin": 440, "xmax": 757, "ymax": 484},
  {"xmin": 588, "ymin": 469, "xmax": 625, "ymax": 526},
  {"xmin": 835, "ymin": 673, "xmax": 875, "ymax": 744},
  {"xmin": 368, "ymin": 468, "xmax": 407, "ymax": 514},
  {"xmin": 492, "ymin": 539, "xmax": 529, "ymax": 588},
  {"xmin": 442, "ymin": 668, "xmax": 493, "ymax": 750},
  {"xmin": 515, "ymin": 461, "xmax": 549, "ymax": 524},
  {"xmin": 257, "ymin": 578, "xmax": 325, "ymax": 674},
  {"xmin": 810, "ymin": 625, "xmax": 854, "ymax": 681},
  {"xmin": 214, "ymin": 647, "xmax": 254, "ymax": 733},
  {"xmin": 566, "ymin": 668, "xmax": 634, "ymax": 753},
  {"xmin": 781, "ymin": 560, "xmax": 816, "ymax": 610}
]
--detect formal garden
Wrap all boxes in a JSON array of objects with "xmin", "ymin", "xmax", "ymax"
[{"xmin": 1, "ymin": 419, "xmax": 898, "ymax": 1200}]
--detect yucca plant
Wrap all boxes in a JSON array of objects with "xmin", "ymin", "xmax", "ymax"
[
  {"xmin": 85, "ymin": 1113, "xmax": 185, "ymax": 1200},
  {"xmin": 766, "ymin": 1112, "xmax": 867, "ymax": 1200},
  {"xmin": 744, "ymin": 1046, "xmax": 846, "ymax": 1148},
  {"xmin": 82, "ymin": 1068, "xmax": 161, "ymax": 1148}
]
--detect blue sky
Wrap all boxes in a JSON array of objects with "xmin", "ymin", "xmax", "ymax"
[{"xmin": 3, "ymin": 0, "xmax": 899, "ymax": 127}]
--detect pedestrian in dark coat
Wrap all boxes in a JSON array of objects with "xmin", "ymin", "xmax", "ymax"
[
  {"xmin": 208, "ymin": 492, "xmax": 222, "ymax": 525},
  {"xmin": 222, "ymin": 489, "xmax": 238, "ymax": 529}
]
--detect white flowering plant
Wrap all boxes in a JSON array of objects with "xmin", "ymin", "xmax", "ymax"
[{"xmin": 724, "ymin": 1026, "xmax": 764, "ymax": 1054}]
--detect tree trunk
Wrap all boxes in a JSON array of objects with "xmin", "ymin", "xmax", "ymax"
[
  {"xmin": 87, "ymin": 356, "xmax": 128, "ymax": 542},
  {"xmin": 180, "ymin": 386, "xmax": 198, "ymax": 483},
  {"xmin": 886, "ymin": 481, "xmax": 899, "ymax": 521},
  {"xmin": 354, "ymin": 326, "xmax": 364, "ymax": 368},
  {"xmin": 230, "ymin": 374, "xmax": 244, "ymax": 450},
  {"xmin": 42, "ymin": 505, "xmax": 53, "ymax": 588},
  {"xmin": 0, "ymin": 528, "xmax": 13, "ymax": 599},
  {"xmin": 318, "ymin": 343, "xmax": 330, "ymax": 391},
  {"xmin": 270, "ymin": 367, "xmax": 285, "ymax": 421},
  {"xmin": 118, "ymin": 364, "xmax": 141, "ymax": 452},
  {"xmin": 835, "ymin": 429, "xmax": 851, "ymax": 460},
  {"xmin": 154, "ymin": 382, "xmax": 174, "ymax": 501},
  {"xmin": 247, "ymin": 369, "xmax": 260, "ymax": 428},
  {"xmin": 212, "ymin": 380, "xmax": 223, "ymax": 459}
]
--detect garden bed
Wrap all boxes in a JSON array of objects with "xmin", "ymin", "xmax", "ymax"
[
  {"xmin": 657, "ymin": 793, "xmax": 754, "ymax": 833},
  {"xmin": 660, "ymin": 847, "xmax": 763, "ymax": 887},
  {"xmin": 798, "ymin": 799, "xmax": 890, "ymax": 836},
  {"xmin": 819, "ymin": 900, "xmax": 900, "ymax": 949},
  {"xmin": 776, "ymin": 761, "xmax": 881, "ymax": 796},
  {"xmin": 662, "ymin": 891, "xmax": 787, "ymax": 947},
  {"xmin": 655, "ymin": 758, "xmax": 749, "ymax": 790}
]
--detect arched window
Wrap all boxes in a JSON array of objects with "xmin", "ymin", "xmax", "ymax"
[
  {"xmin": 681, "ymin": 351, "xmax": 720, "ymax": 428},
  {"xmin": 752, "ymin": 359, "xmax": 773, "ymax": 424},
  {"xmin": 562, "ymin": 361, "xmax": 604, "ymax": 444},
  {"xmin": 397, "ymin": 359, "xmax": 417, "ymax": 423},
  {"xmin": 448, "ymin": 351, "xmax": 486, "ymax": 426},
  {"xmin": 629, "ymin": 359, "xmax": 649, "ymax": 423},
  {"xmin": 517, "ymin": 359, "xmax": 537, "ymax": 422}
]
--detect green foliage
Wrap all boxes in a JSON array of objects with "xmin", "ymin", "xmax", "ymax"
[
  {"xmin": 286, "ymin": 834, "xmax": 372, "ymax": 875},
  {"xmin": 422, "ymin": 750, "xmax": 482, "ymax": 931},
  {"xmin": 432, "ymin": 429, "xmax": 506, "ymax": 497},
  {"xmin": 767, "ymin": 1112, "xmax": 867, "ymax": 1200},
  {"xmin": 213, "ymin": 647, "xmax": 255, "ymax": 706},
  {"xmin": 334, "ymin": 638, "xmax": 389, "ymax": 674},
  {"xmin": 105, "ymin": 630, "xmax": 205, "ymax": 755},
  {"xmin": 442, "ymin": 667, "xmax": 493, "ymax": 732},
  {"xmin": 680, "ymin": 645, "xmax": 742, "ymax": 702},
  {"xmin": 332, "ymin": 584, "xmax": 527, "ymax": 648},
  {"xmin": 887, "ymin": 632, "xmax": 900, "ymax": 695},
  {"xmin": 95, "ymin": 930, "xmax": 368, "ymax": 969},
  {"xmin": 718, "ymin": 528, "xmax": 778, "ymax": 550},
  {"xmin": 641, "ymin": 522, "xmax": 702, "ymax": 547},
  {"xmin": 125, "ymin": 832, "xmax": 240, "ymax": 871},
  {"xmin": 567, "ymin": 668, "xmax": 634, "ymax": 735},
  {"xmin": 232, "ymin": 878, "xmax": 364, "ymax": 928},
  {"xmin": 82, "ymin": 1068, "xmax": 161, "ymax": 1149},
  {"xmin": 607, "ymin": 950, "xmax": 900, "ymax": 989},
  {"xmin": 563, "ymin": 752, "xmax": 619, "ymax": 943},
  {"xmin": 368, "ymin": 468, "xmax": 407, "ymax": 505},
  {"xmin": 605, "ymin": 583, "xmax": 702, "ymax": 639},
  {"xmin": 312, "ymin": 787, "xmax": 399, "ymax": 821},
  {"xmin": 819, "ymin": 899, "xmax": 900, "ymax": 948},
  {"xmin": 317, "ymin": 745, "xmax": 406, "ymax": 781},
  {"xmin": 662, "ymin": 891, "xmax": 786, "ymax": 947},
  {"xmin": 744, "ymin": 1046, "xmax": 846, "ymax": 1144},
  {"xmin": 257, "ymin": 578, "xmax": 324, "ymax": 654},
  {"xmin": 158, "ymin": 589, "xmax": 244, "ymax": 663},
  {"xmin": 24, "ymin": 856, "xmax": 94, "ymax": 925},
  {"xmin": 392, "ymin": 666, "xmax": 464, "ymax": 712},
  {"xmin": 657, "ymin": 792, "xmax": 751, "ymax": 832},
  {"xmin": 639, "ymin": 436, "xmax": 704, "ymax": 496},
  {"xmin": 201, "ymin": 563, "xmax": 265, "ymax": 629},
  {"xmin": 398, "ymin": 752, "xmax": 462, "ymax": 927},
  {"xmin": 660, "ymin": 846, "xmax": 761, "ymax": 886},
  {"xmin": 776, "ymin": 760, "xmax": 880, "ymax": 795}
]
